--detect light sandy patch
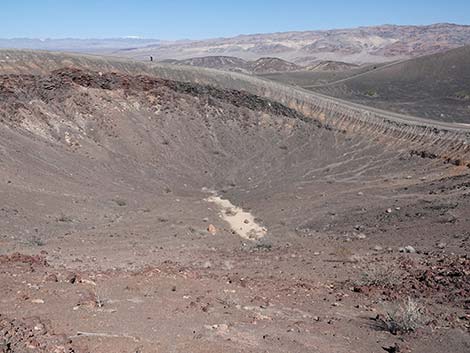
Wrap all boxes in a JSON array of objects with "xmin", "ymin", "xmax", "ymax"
[{"xmin": 205, "ymin": 194, "xmax": 266, "ymax": 240}]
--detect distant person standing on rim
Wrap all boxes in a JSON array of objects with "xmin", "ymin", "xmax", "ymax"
[{"xmin": 150, "ymin": 56, "xmax": 153, "ymax": 62}]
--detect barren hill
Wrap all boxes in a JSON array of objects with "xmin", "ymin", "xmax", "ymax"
[
  {"xmin": 161, "ymin": 55, "xmax": 251, "ymax": 73},
  {"xmin": 258, "ymin": 62, "xmax": 385, "ymax": 88},
  {"xmin": 0, "ymin": 50, "xmax": 469, "ymax": 353},
  {"xmin": 310, "ymin": 45, "xmax": 470, "ymax": 123},
  {"xmin": 161, "ymin": 56, "xmax": 302, "ymax": 74},
  {"xmin": 306, "ymin": 60, "xmax": 360, "ymax": 71}
]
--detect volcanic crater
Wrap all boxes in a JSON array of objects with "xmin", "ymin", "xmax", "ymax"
[{"xmin": 0, "ymin": 50, "xmax": 469, "ymax": 353}]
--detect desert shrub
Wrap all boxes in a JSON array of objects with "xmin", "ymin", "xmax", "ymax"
[
  {"xmin": 332, "ymin": 245, "xmax": 355, "ymax": 262},
  {"xmin": 56, "ymin": 213, "xmax": 73, "ymax": 222},
  {"xmin": 364, "ymin": 89, "xmax": 378, "ymax": 97},
  {"xmin": 382, "ymin": 297, "xmax": 427, "ymax": 334},
  {"xmin": 112, "ymin": 198, "xmax": 127, "ymax": 207},
  {"xmin": 356, "ymin": 264, "xmax": 403, "ymax": 287},
  {"xmin": 454, "ymin": 91, "xmax": 470, "ymax": 101},
  {"xmin": 253, "ymin": 242, "xmax": 272, "ymax": 251},
  {"xmin": 28, "ymin": 235, "xmax": 45, "ymax": 247}
]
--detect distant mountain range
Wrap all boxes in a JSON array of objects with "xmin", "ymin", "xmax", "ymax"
[
  {"xmin": 1, "ymin": 23, "xmax": 470, "ymax": 65},
  {"xmin": 115, "ymin": 23, "xmax": 470, "ymax": 65},
  {"xmin": 0, "ymin": 38, "xmax": 160, "ymax": 52}
]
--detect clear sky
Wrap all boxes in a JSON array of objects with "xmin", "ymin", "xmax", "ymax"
[{"xmin": 1, "ymin": 0, "xmax": 470, "ymax": 39}]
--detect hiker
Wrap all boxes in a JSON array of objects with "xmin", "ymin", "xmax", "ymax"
[{"xmin": 150, "ymin": 56, "xmax": 153, "ymax": 62}]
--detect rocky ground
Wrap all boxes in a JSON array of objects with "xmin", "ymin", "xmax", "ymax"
[{"xmin": 0, "ymin": 55, "xmax": 469, "ymax": 353}]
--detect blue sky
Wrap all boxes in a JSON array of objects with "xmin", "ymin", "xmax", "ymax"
[{"xmin": 1, "ymin": 0, "xmax": 470, "ymax": 39}]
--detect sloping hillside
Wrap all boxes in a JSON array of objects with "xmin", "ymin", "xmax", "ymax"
[
  {"xmin": 311, "ymin": 45, "xmax": 470, "ymax": 122},
  {"xmin": 161, "ymin": 56, "xmax": 302, "ymax": 73},
  {"xmin": 306, "ymin": 60, "xmax": 360, "ymax": 71}
]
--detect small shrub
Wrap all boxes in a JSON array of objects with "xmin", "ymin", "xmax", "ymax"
[
  {"xmin": 332, "ymin": 246, "xmax": 355, "ymax": 262},
  {"xmin": 356, "ymin": 265, "xmax": 402, "ymax": 287},
  {"xmin": 28, "ymin": 235, "xmax": 45, "ymax": 247},
  {"xmin": 253, "ymin": 242, "xmax": 272, "ymax": 251},
  {"xmin": 112, "ymin": 198, "xmax": 127, "ymax": 207},
  {"xmin": 240, "ymin": 240, "xmax": 273, "ymax": 252},
  {"xmin": 382, "ymin": 297, "xmax": 427, "ymax": 334},
  {"xmin": 56, "ymin": 213, "xmax": 73, "ymax": 223},
  {"xmin": 365, "ymin": 89, "xmax": 378, "ymax": 97},
  {"xmin": 95, "ymin": 289, "xmax": 104, "ymax": 308},
  {"xmin": 454, "ymin": 91, "xmax": 470, "ymax": 101}
]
